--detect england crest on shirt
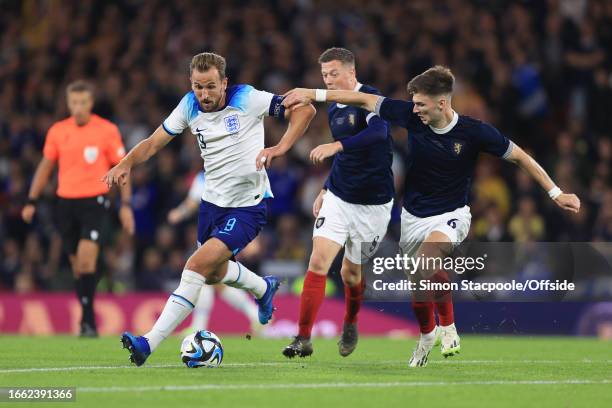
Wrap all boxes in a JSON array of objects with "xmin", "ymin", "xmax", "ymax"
[{"xmin": 224, "ymin": 114, "xmax": 240, "ymax": 134}]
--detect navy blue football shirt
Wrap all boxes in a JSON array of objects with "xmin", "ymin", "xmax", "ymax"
[
  {"xmin": 324, "ymin": 84, "xmax": 394, "ymax": 205},
  {"xmin": 375, "ymin": 97, "xmax": 512, "ymax": 217}
]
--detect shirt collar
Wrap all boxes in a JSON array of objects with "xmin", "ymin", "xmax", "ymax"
[{"xmin": 429, "ymin": 110, "xmax": 459, "ymax": 134}]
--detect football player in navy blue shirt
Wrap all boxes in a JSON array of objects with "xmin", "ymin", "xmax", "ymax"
[
  {"xmin": 277, "ymin": 48, "xmax": 395, "ymax": 359},
  {"xmin": 283, "ymin": 65, "xmax": 580, "ymax": 367}
]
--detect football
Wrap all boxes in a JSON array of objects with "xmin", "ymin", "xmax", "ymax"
[{"xmin": 180, "ymin": 330, "xmax": 224, "ymax": 368}]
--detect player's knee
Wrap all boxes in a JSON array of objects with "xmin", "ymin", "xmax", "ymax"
[
  {"xmin": 204, "ymin": 271, "xmax": 223, "ymax": 285},
  {"xmin": 74, "ymin": 259, "xmax": 96, "ymax": 274},
  {"xmin": 307, "ymin": 252, "xmax": 331, "ymax": 275},
  {"xmin": 340, "ymin": 267, "xmax": 361, "ymax": 286},
  {"xmin": 184, "ymin": 257, "xmax": 215, "ymax": 280},
  {"xmin": 341, "ymin": 272, "xmax": 361, "ymax": 287}
]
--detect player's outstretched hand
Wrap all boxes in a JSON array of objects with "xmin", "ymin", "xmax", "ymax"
[
  {"xmin": 21, "ymin": 204, "xmax": 36, "ymax": 224},
  {"xmin": 554, "ymin": 193, "xmax": 581, "ymax": 213},
  {"xmin": 283, "ymin": 88, "xmax": 315, "ymax": 110},
  {"xmin": 102, "ymin": 162, "xmax": 131, "ymax": 188},
  {"xmin": 119, "ymin": 205, "xmax": 135, "ymax": 235},
  {"xmin": 310, "ymin": 142, "xmax": 343, "ymax": 164},
  {"xmin": 256, "ymin": 146, "xmax": 284, "ymax": 170},
  {"xmin": 313, "ymin": 189, "xmax": 325, "ymax": 218},
  {"xmin": 168, "ymin": 208, "xmax": 183, "ymax": 225}
]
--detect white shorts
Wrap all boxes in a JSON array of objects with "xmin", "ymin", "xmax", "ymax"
[
  {"xmin": 400, "ymin": 206, "xmax": 471, "ymax": 257},
  {"xmin": 313, "ymin": 190, "xmax": 393, "ymax": 264}
]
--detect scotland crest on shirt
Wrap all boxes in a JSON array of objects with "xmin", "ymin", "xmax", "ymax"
[
  {"xmin": 453, "ymin": 142, "xmax": 463, "ymax": 156},
  {"xmin": 224, "ymin": 114, "xmax": 240, "ymax": 134}
]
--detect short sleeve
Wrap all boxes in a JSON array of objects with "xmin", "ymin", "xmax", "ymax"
[
  {"xmin": 249, "ymin": 88, "xmax": 286, "ymax": 118},
  {"xmin": 188, "ymin": 172, "xmax": 206, "ymax": 202},
  {"xmin": 375, "ymin": 97, "xmax": 415, "ymax": 128},
  {"xmin": 476, "ymin": 123, "xmax": 512, "ymax": 158},
  {"xmin": 106, "ymin": 124, "xmax": 126, "ymax": 165},
  {"xmin": 162, "ymin": 92, "xmax": 198, "ymax": 136},
  {"xmin": 42, "ymin": 125, "xmax": 59, "ymax": 161}
]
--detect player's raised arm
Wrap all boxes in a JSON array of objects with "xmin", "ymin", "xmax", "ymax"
[
  {"xmin": 256, "ymin": 103, "xmax": 316, "ymax": 169},
  {"xmin": 505, "ymin": 143, "xmax": 581, "ymax": 213},
  {"xmin": 283, "ymin": 88, "xmax": 380, "ymax": 112},
  {"xmin": 310, "ymin": 114, "xmax": 388, "ymax": 164},
  {"xmin": 103, "ymin": 126, "xmax": 173, "ymax": 188}
]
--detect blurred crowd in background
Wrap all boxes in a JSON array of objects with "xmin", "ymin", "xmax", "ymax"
[{"xmin": 1, "ymin": 0, "xmax": 611, "ymax": 293}]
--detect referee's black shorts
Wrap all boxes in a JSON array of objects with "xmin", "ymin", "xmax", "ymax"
[{"xmin": 55, "ymin": 195, "xmax": 110, "ymax": 255}]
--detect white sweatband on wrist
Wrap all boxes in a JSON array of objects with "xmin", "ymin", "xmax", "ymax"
[
  {"xmin": 314, "ymin": 89, "xmax": 327, "ymax": 102},
  {"xmin": 548, "ymin": 186, "xmax": 562, "ymax": 199}
]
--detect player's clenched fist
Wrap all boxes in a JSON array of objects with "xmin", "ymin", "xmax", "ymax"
[
  {"xmin": 21, "ymin": 204, "xmax": 36, "ymax": 224},
  {"xmin": 312, "ymin": 189, "xmax": 325, "ymax": 218}
]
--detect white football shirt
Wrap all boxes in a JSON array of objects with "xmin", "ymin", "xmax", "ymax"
[
  {"xmin": 162, "ymin": 84, "xmax": 285, "ymax": 207},
  {"xmin": 187, "ymin": 171, "xmax": 206, "ymax": 203}
]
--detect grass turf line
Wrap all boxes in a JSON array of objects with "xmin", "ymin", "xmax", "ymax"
[{"xmin": 0, "ymin": 335, "xmax": 610, "ymax": 408}]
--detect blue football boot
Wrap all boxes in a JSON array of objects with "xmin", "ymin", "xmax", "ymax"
[
  {"xmin": 256, "ymin": 276, "xmax": 280, "ymax": 324},
  {"xmin": 121, "ymin": 332, "xmax": 151, "ymax": 366}
]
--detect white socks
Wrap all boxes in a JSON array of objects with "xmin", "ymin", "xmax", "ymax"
[
  {"xmin": 221, "ymin": 261, "xmax": 267, "ymax": 299},
  {"xmin": 144, "ymin": 269, "xmax": 204, "ymax": 351},
  {"xmin": 144, "ymin": 263, "xmax": 266, "ymax": 352},
  {"xmin": 191, "ymin": 284, "xmax": 215, "ymax": 331},
  {"xmin": 421, "ymin": 326, "xmax": 439, "ymax": 343},
  {"xmin": 441, "ymin": 323, "xmax": 456, "ymax": 332},
  {"xmin": 220, "ymin": 286, "xmax": 260, "ymax": 324}
]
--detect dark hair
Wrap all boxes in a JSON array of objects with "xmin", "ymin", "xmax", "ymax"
[
  {"xmin": 318, "ymin": 47, "xmax": 355, "ymax": 66},
  {"xmin": 66, "ymin": 80, "xmax": 95, "ymax": 96},
  {"xmin": 407, "ymin": 66, "xmax": 455, "ymax": 96},
  {"xmin": 190, "ymin": 52, "xmax": 227, "ymax": 78}
]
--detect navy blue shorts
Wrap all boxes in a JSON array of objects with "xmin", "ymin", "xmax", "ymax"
[{"xmin": 197, "ymin": 199, "xmax": 267, "ymax": 255}]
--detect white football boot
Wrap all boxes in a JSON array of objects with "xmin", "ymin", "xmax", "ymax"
[
  {"xmin": 439, "ymin": 323, "xmax": 461, "ymax": 357},
  {"xmin": 408, "ymin": 326, "xmax": 440, "ymax": 367}
]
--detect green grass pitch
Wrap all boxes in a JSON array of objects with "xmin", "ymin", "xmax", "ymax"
[{"xmin": 0, "ymin": 335, "xmax": 610, "ymax": 407}]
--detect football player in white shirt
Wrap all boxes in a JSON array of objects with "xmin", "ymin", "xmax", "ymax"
[{"xmin": 104, "ymin": 52, "xmax": 315, "ymax": 366}]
